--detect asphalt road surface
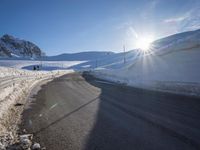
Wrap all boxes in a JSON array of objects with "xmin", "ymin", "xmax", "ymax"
[{"xmin": 20, "ymin": 73, "xmax": 200, "ymax": 150}]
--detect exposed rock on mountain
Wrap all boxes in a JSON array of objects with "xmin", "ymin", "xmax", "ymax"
[{"xmin": 0, "ymin": 34, "xmax": 43, "ymax": 58}]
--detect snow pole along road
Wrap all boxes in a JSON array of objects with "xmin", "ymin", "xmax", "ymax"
[{"xmin": 20, "ymin": 72, "xmax": 200, "ymax": 150}]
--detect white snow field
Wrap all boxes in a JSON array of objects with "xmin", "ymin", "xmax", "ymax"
[
  {"xmin": 93, "ymin": 29, "xmax": 200, "ymax": 96},
  {"xmin": 0, "ymin": 66, "xmax": 73, "ymax": 135},
  {"xmin": 0, "ymin": 60, "xmax": 84, "ymax": 70}
]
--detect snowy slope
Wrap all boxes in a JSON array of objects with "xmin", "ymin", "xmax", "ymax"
[
  {"xmin": 66, "ymin": 50, "xmax": 141, "ymax": 70},
  {"xmin": 0, "ymin": 51, "xmax": 140, "ymax": 71},
  {"xmin": 44, "ymin": 51, "xmax": 115, "ymax": 61},
  {"xmin": 41, "ymin": 50, "xmax": 139, "ymax": 70},
  {"xmin": 93, "ymin": 29, "xmax": 200, "ymax": 96},
  {"xmin": 151, "ymin": 29, "xmax": 200, "ymax": 55},
  {"xmin": 42, "ymin": 29, "xmax": 200, "ymax": 70}
]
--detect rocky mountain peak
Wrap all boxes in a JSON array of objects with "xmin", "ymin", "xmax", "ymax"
[{"xmin": 0, "ymin": 34, "xmax": 44, "ymax": 58}]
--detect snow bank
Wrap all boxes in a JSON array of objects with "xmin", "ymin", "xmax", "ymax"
[{"xmin": 0, "ymin": 66, "xmax": 73, "ymax": 135}]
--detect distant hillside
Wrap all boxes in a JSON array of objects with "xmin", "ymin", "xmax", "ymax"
[
  {"xmin": 0, "ymin": 34, "xmax": 43, "ymax": 58},
  {"xmin": 44, "ymin": 51, "xmax": 115, "ymax": 61}
]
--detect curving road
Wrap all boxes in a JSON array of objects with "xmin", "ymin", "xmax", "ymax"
[{"xmin": 20, "ymin": 72, "xmax": 200, "ymax": 150}]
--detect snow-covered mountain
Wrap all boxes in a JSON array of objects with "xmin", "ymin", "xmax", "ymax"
[
  {"xmin": 44, "ymin": 29, "xmax": 200, "ymax": 69},
  {"xmin": 0, "ymin": 34, "xmax": 43, "ymax": 58},
  {"xmin": 93, "ymin": 29, "xmax": 200, "ymax": 96},
  {"xmin": 45, "ymin": 51, "xmax": 115, "ymax": 61},
  {"xmin": 151, "ymin": 29, "xmax": 200, "ymax": 55},
  {"xmin": 0, "ymin": 29, "xmax": 200, "ymax": 73}
]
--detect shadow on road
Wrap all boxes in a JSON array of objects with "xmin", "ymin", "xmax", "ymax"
[
  {"xmin": 81, "ymin": 73, "xmax": 200, "ymax": 150},
  {"xmin": 33, "ymin": 97, "xmax": 99, "ymax": 135}
]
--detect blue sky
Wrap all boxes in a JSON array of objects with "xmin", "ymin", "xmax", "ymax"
[{"xmin": 0, "ymin": 0, "xmax": 200, "ymax": 55}]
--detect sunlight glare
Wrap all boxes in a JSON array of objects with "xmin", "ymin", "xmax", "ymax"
[{"xmin": 136, "ymin": 36, "xmax": 154, "ymax": 51}]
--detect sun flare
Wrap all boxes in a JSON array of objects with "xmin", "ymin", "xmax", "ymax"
[{"xmin": 136, "ymin": 36, "xmax": 154, "ymax": 51}]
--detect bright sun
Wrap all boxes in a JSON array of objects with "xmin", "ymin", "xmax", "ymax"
[{"xmin": 136, "ymin": 36, "xmax": 154, "ymax": 51}]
